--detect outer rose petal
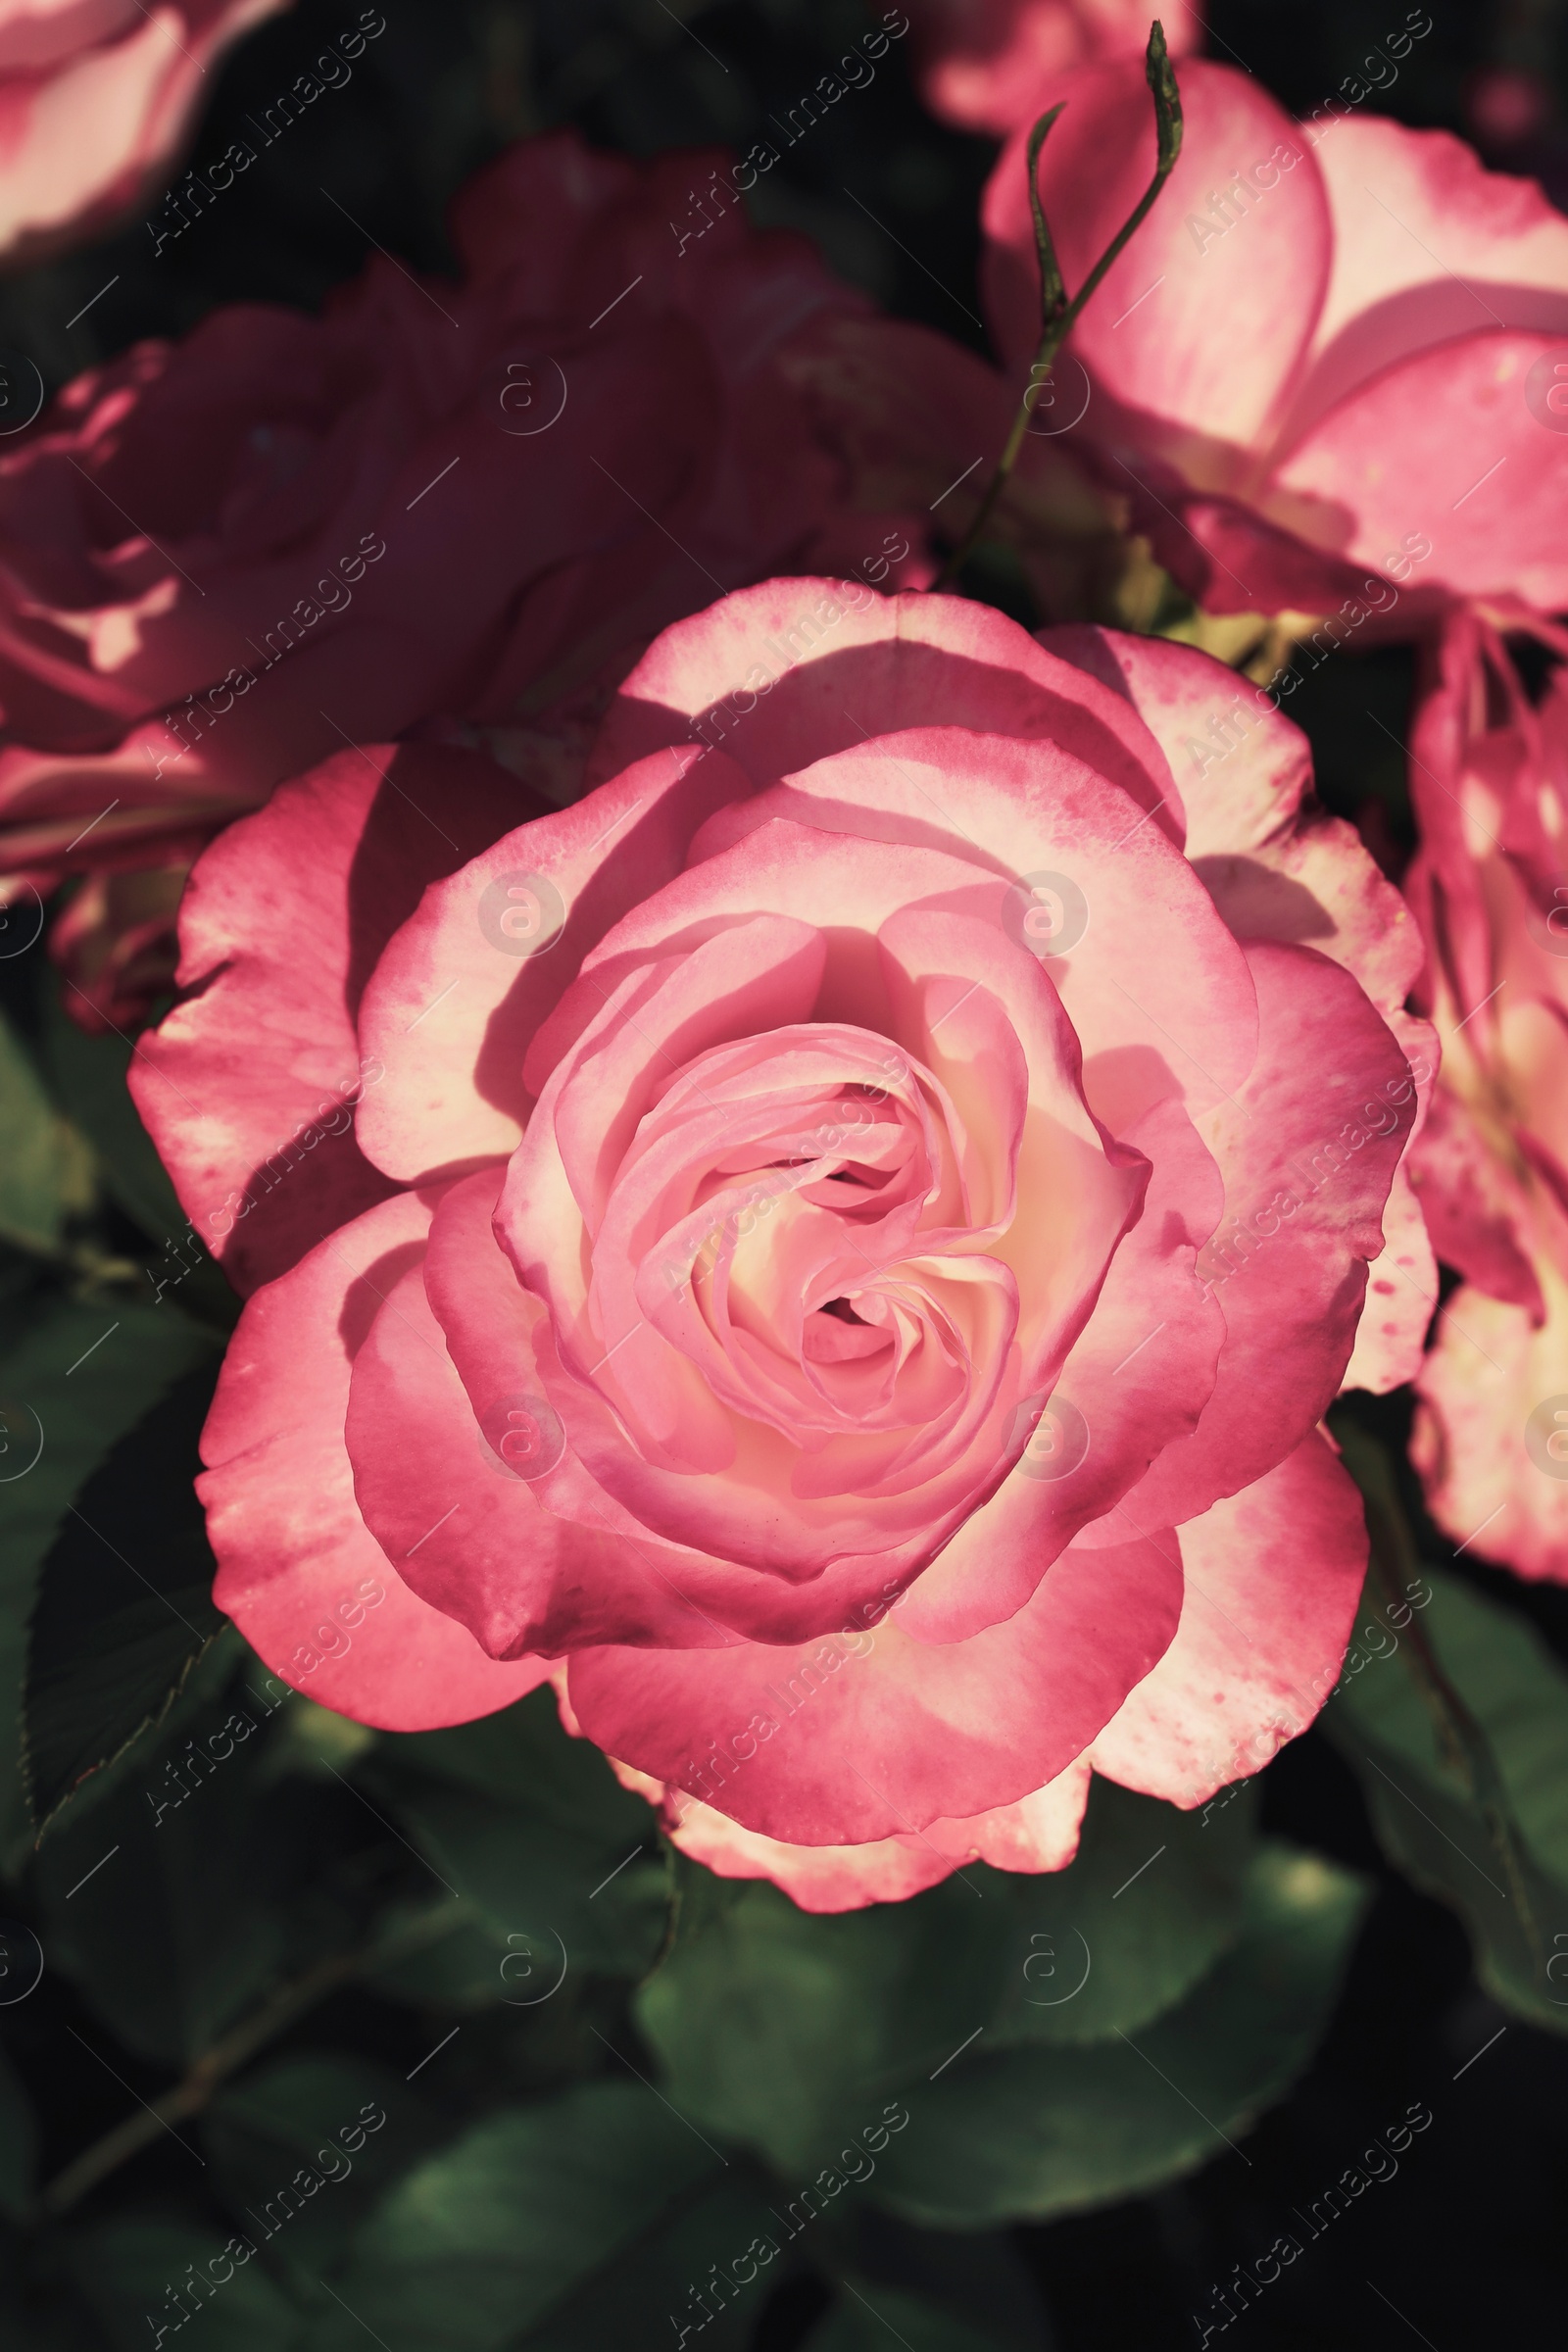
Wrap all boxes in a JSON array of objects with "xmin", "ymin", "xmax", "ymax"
[
  {"xmin": 908, "ymin": 0, "xmax": 1200, "ymax": 136},
  {"xmin": 1121, "ymin": 940, "xmax": 1409, "ymax": 1530},
  {"xmin": 129, "ymin": 742, "xmax": 536, "ymax": 1295},
  {"xmin": 982, "ymin": 59, "xmax": 1330, "ymax": 454},
  {"xmin": 198, "ymin": 1190, "xmax": 549, "ymax": 1728},
  {"xmin": 1056, "ymin": 626, "xmax": 1427, "ymax": 1018},
  {"xmin": 1296, "ymin": 116, "xmax": 1568, "ymax": 433},
  {"xmin": 565, "ymin": 1528, "xmax": 1181, "ymax": 1844},
  {"xmin": 1412, "ymin": 1276, "xmax": 1568, "ymax": 1585},
  {"xmin": 0, "ymin": 0, "xmax": 290, "ymax": 267},
  {"xmin": 588, "ymin": 581, "xmax": 1178, "ymax": 842},
  {"xmin": 1406, "ymin": 1087, "xmax": 1544, "ymax": 1316},
  {"xmin": 354, "ymin": 745, "xmax": 751, "ymax": 1180},
  {"xmin": 1061, "ymin": 623, "xmax": 1440, "ymax": 1392},
  {"xmin": 1265, "ymin": 330, "xmax": 1568, "ymax": 612},
  {"xmin": 610, "ymin": 1755, "xmax": 1093, "ymax": 1912},
  {"xmin": 1089, "ymin": 1430, "xmax": 1366, "ymax": 1804},
  {"xmin": 1044, "ymin": 622, "xmax": 1311, "ymax": 858}
]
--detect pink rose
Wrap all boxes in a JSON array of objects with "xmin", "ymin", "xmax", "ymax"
[
  {"xmin": 135, "ymin": 583, "xmax": 1423, "ymax": 1910},
  {"xmin": 906, "ymin": 0, "xmax": 1200, "ymax": 135},
  {"xmin": 0, "ymin": 130, "xmax": 1004, "ymax": 1021},
  {"xmin": 1406, "ymin": 610, "xmax": 1568, "ymax": 1583},
  {"xmin": 980, "ymin": 55, "xmax": 1568, "ymax": 618},
  {"xmin": 0, "ymin": 0, "xmax": 291, "ymax": 266}
]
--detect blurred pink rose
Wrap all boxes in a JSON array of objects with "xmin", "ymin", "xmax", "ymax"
[
  {"xmin": 0, "ymin": 0, "xmax": 292, "ymax": 267},
  {"xmin": 134, "ymin": 583, "xmax": 1421, "ymax": 1909},
  {"xmin": 0, "ymin": 128, "xmax": 1008, "ymax": 1024},
  {"xmin": 907, "ymin": 0, "xmax": 1200, "ymax": 135},
  {"xmin": 981, "ymin": 55, "xmax": 1568, "ymax": 619},
  {"xmin": 1406, "ymin": 610, "xmax": 1568, "ymax": 1583}
]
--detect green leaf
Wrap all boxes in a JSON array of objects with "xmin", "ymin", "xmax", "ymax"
[
  {"xmin": 24, "ymin": 1361, "xmax": 227, "ymax": 1836},
  {"xmin": 637, "ymin": 1778, "xmax": 1258, "ymax": 2178},
  {"xmin": 35, "ymin": 1672, "xmax": 303, "ymax": 2065},
  {"xmin": 0, "ymin": 1004, "xmax": 92, "ymax": 1254},
  {"xmin": 804, "ymin": 2214, "xmax": 1048, "ymax": 2352},
  {"xmin": 1323, "ymin": 1565, "xmax": 1568, "ymax": 2033},
  {"xmin": 806, "ymin": 2282, "xmax": 1028, "ymax": 2352},
  {"xmin": 39, "ymin": 994, "xmax": 186, "ymax": 1249},
  {"xmin": 864, "ymin": 1840, "xmax": 1368, "ymax": 2226},
  {"xmin": 303, "ymin": 2081, "xmax": 723, "ymax": 2352},
  {"xmin": 204, "ymin": 2055, "xmax": 438, "ymax": 2287},
  {"xmin": 69, "ymin": 2219, "xmax": 300, "ymax": 2352},
  {"xmin": 376, "ymin": 1687, "xmax": 656, "ymax": 1838},
  {"xmin": 0, "ymin": 1298, "xmax": 213, "ymax": 1858},
  {"xmin": 363, "ymin": 1897, "xmax": 528, "ymax": 2013},
  {"xmin": 364, "ymin": 1691, "xmax": 671, "ymax": 1985},
  {"xmin": 988, "ymin": 1777, "xmax": 1258, "ymax": 2049},
  {"xmin": 521, "ymin": 2167, "xmax": 792, "ymax": 2352}
]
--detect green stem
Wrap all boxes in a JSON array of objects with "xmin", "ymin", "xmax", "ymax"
[
  {"xmin": 32, "ymin": 1906, "xmax": 466, "ymax": 2222},
  {"xmin": 934, "ymin": 20, "xmax": 1183, "ymax": 593}
]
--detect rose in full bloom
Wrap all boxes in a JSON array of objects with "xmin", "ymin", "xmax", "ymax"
[
  {"xmin": 981, "ymin": 53, "xmax": 1568, "ymax": 619},
  {"xmin": 1406, "ymin": 610, "xmax": 1568, "ymax": 1583},
  {"xmin": 0, "ymin": 129, "xmax": 1004, "ymax": 1024},
  {"xmin": 0, "ymin": 0, "xmax": 290, "ymax": 266},
  {"xmin": 135, "ymin": 581, "xmax": 1426, "ymax": 1910},
  {"xmin": 906, "ymin": 0, "xmax": 1200, "ymax": 135}
]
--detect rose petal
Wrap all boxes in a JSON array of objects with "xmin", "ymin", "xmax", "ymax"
[
  {"xmin": 1292, "ymin": 115, "xmax": 1568, "ymax": 441},
  {"xmin": 611, "ymin": 1753, "xmax": 1093, "ymax": 1911},
  {"xmin": 589, "ymin": 579, "xmax": 1179, "ymax": 841},
  {"xmin": 1412, "ymin": 1275, "xmax": 1568, "ymax": 1585},
  {"xmin": 1266, "ymin": 331, "xmax": 1568, "ymax": 612},
  {"xmin": 198, "ymin": 1189, "xmax": 548, "ymax": 1728},
  {"xmin": 353, "ymin": 744, "xmax": 752, "ymax": 1180},
  {"xmin": 566, "ymin": 1526, "xmax": 1181, "ymax": 1843},
  {"xmin": 1089, "ymin": 1430, "xmax": 1366, "ymax": 1803},
  {"xmin": 982, "ymin": 58, "xmax": 1330, "ymax": 456},
  {"xmin": 1118, "ymin": 939, "xmax": 1410, "ymax": 1529},
  {"xmin": 129, "ymin": 742, "xmax": 536, "ymax": 1294},
  {"xmin": 897, "ymin": 1095, "xmax": 1225, "ymax": 1641}
]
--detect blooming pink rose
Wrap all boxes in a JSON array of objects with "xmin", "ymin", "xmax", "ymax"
[
  {"xmin": 981, "ymin": 56, "xmax": 1568, "ymax": 618},
  {"xmin": 1405, "ymin": 611, "xmax": 1568, "ymax": 1583},
  {"xmin": 906, "ymin": 0, "xmax": 1200, "ymax": 135},
  {"xmin": 135, "ymin": 583, "xmax": 1423, "ymax": 1909},
  {"xmin": 0, "ymin": 129, "xmax": 1004, "ymax": 1022},
  {"xmin": 0, "ymin": 0, "xmax": 290, "ymax": 266}
]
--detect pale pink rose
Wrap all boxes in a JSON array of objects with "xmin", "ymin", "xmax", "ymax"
[
  {"xmin": 133, "ymin": 584, "xmax": 1420, "ymax": 1909},
  {"xmin": 0, "ymin": 0, "xmax": 292, "ymax": 267},
  {"xmin": 1406, "ymin": 609, "xmax": 1568, "ymax": 1582},
  {"xmin": 981, "ymin": 54, "xmax": 1568, "ymax": 618},
  {"xmin": 906, "ymin": 0, "xmax": 1200, "ymax": 136}
]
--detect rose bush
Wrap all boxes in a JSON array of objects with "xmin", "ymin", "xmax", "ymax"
[
  {"xmin": 906, "ymin": 0, "xmax": 1199, "ymax": 135},
  {"xmin": 0, "ymin": 0, "xmax": 289, "ymax": 266},
  {"xmin": 0, "ymin": 129, "xmax": 1004, "ymax": 1024},
  {"xmin": 981, "ymin": 53, "xmax": 1568, "ymax": 619},
  {"xmin": 134, "ymin": 580, "xmax": 1428, "ymax": 1909},
  {"xmin": 1406, "ymin": 610, "xmax": 1568, "ymax": 1583}
]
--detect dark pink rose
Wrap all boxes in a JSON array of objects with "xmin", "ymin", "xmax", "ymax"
[
  {"xmin": 907, "ymin": 0, "xmax": 1200, "ymax": 135},
  {"xmin": 0, "ymin": 0, "xmax": 291, "ymax": 266},
  {"xmin": 136, "ymin": 583, "xmax": 1422, "ymax": 1908},
  {"xmin": 1405, "ymin": 610, "xmax": 1568, "ymax": 1582},
  {"xmin": 981, "ymin": 56, "xmax": 1568, "ymax": 618},
  {"xmin": 0, "ymin": 130, "xmax": 1006, "ymax": 1019}
]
